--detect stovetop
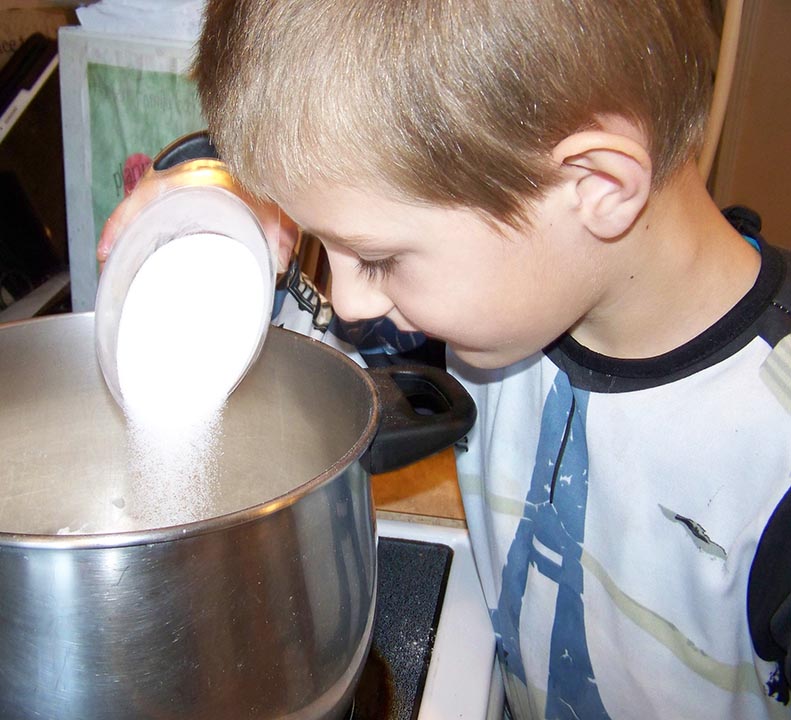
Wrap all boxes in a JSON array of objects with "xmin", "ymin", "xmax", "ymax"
[
  {"xmin": 354, "ymin": 519, "xmax": 500, "ymax": 720},
  {"xmin": 352, "ymin": 536, "xmax": 452, "ymax": 719}
]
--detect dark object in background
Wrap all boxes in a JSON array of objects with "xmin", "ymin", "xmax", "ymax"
[
  {"xmin": 0, "ymin": 171, "xmax": 58, "ymax": 308},
  {"xmin": 0, "ymin": 33, "xmax": 68, "ymax": 310}
]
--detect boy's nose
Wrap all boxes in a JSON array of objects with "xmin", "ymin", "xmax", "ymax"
[{"xmin": 325, "ymin": 250, "xmax": 394, "ymax": 323}]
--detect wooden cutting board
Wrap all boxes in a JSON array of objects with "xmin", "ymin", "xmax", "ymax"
[{"xmin": 371, "ymin": 447, "xmax": 465, "ymax": 524}]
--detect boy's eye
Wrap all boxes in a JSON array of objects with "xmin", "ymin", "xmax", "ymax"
[{"xmin": 356, "ymin": 256, "xmax": 399, "ymax": 281}]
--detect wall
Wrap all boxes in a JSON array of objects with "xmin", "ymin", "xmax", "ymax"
[{"xmin": 710, "ymin": 0, "xmax": 791, "ymax": 249}]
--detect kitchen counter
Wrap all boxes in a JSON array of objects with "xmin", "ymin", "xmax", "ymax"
[{"xmin": 371, "ymin": 448, "xmax": 466, "ymax": 527}]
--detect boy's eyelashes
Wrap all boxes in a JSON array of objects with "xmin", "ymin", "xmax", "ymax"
[
  {"xmin": 309, "ymin": 232, "xmax": 399, "ymax": 281},
  {"xmin": 355, "ymin": 255, "xmax": 399, "ymax": 281}
]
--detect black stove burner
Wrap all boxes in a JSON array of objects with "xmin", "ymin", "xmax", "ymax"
[{"xmin": 352, "ymin": 536, "xmax": 453, "ymax": 720}]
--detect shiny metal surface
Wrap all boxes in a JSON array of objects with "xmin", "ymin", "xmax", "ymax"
[{"xmin": 0, "ymin": 313, "xmax": 378, "ymax": 719}]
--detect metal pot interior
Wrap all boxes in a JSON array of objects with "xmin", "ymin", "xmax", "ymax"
[{"xmin": 0, "ymin": 314, "xmax": 378, "ymax": 536}]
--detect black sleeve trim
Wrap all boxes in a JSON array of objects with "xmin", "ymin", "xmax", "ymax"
[
  {"xmin": 748, "ymin": 485, "xmax": 791, "ymax": 703},
  {"xmin": 546, "ymin": 210, "xmax": 791, "ymax": 393},
  {"xmin": 722, "ymin": 205, "xmax": 762, "ymax": 237}
]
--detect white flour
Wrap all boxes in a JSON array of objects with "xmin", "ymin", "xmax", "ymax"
[{"xmin": 116, "ymin": 232, "xmax": 267, "ymax": 528}]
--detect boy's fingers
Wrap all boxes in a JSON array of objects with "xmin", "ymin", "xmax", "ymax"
[
  {"xmin": 97, "ymin": 196, "xmax": 132, "ymax": 263},
  {"xmin": 277, "ymin": 212, "xmax": 300, "ymax": 273},
  {"xmin": 244, "ymin": 195, "xmax": 300, "ymax": 274},
  {"xmin": 96, "ymin": 172, "xmax": 173, "ymax": 266},
  {"xmin": 97, "ymin": 175, "xmax": 302, "ymax": 276}
]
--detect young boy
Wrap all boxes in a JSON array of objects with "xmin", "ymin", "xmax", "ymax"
[{"xmin": 103, "ymin": 1, "xmax": 791, "ymax": 717}]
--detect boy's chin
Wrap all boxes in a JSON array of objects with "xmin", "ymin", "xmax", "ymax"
[{"xmin": 448, "ymin": 343, "xmax": 532, "ymax": 370}]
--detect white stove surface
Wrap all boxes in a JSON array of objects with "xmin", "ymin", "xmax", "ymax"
[{"xmin": 376, "ymin": 518, "xmax": 504, "ymax": 720}]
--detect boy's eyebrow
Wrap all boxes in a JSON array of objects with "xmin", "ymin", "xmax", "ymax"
[{"xmin": 300, "ymin": 228, "xmax": 381, "ymax": 249}]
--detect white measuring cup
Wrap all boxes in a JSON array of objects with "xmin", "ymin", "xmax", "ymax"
[{"xmin": 94, "ymin": 152, "xmax": 277, "ymax": 411}]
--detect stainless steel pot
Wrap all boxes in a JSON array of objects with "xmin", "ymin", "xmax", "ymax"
[{"xmin": 0, "ymin": 313, "xmax": 475, "ymax": 719}]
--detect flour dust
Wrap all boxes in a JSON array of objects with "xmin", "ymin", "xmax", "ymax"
[{"xmin": 116, "ymin": 232, "xmax": 267, "ymax": 529}]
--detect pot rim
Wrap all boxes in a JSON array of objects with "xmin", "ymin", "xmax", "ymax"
[{"xmin": 0, "ymin": 315, "xmax": 381, "ymax": 551}]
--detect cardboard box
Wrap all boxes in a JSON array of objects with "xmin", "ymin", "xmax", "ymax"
[
  {"xmin": 59, "ymin": 26, "xmax": 204, "ymax": 310},
  {"xmin": 0, "ymin": 6, "xmax": 78, "ymax": 70}
]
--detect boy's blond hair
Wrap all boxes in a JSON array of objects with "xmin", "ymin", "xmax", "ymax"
[{"xmin": 194, "ymin": 0, "xmax": 717, "ymax": 224}]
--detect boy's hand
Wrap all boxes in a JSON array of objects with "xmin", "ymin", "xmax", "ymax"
[
  {"xmin": 96, "ymin": 169, "xmax": 164, "ymax": 273},
  {"xmin": 96, "ymin": 170, "xmax": 300, "ymax": 275}
]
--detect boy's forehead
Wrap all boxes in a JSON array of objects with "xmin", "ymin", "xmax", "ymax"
[
  {"xmin": 277, "ymin": 186, "xmax": 388, "ymax": 247},
  {"xmin": 281, "ymin": 181, "xmax": 521, "ymax": 255},
  {"xmin": 280, "ymin": 184, "xmax": 424, "ymax": 240}
]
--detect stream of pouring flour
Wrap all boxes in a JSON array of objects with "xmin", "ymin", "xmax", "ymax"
[{"xmin": 115, "ymin": 232, "xmax": 266, "ymax": 529}]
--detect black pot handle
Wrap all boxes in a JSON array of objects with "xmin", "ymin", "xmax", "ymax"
[
  {"xmin": 152, "ymin": 130, "xmax": 218, "ymax": 171},
  {"xmin": 360, "ymin": 365, "xmax": 477, "ymax": 475}
]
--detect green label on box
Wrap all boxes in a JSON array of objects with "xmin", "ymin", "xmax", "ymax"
[{"xmin": 87, "ymin": 62, "xmax": 205, "ymax": 243}]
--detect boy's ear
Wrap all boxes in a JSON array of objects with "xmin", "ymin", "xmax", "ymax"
[{"xmin": 552, "ymin": 131, "xmax": 652, "ymax": 239}]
